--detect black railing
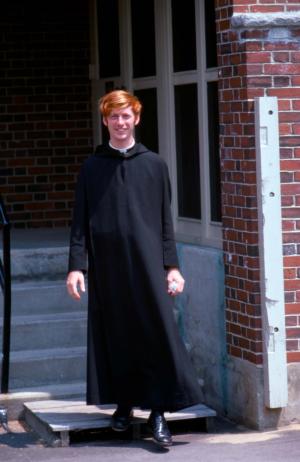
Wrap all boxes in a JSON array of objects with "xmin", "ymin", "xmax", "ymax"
[{"xmin": 0, "ymin": 195, "xmax": 11, "ymax": 394}]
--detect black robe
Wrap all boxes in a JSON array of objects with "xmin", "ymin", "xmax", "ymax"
[{"xmin": 68, "ymin": 142, "xmax": 202, "ymax": 412}]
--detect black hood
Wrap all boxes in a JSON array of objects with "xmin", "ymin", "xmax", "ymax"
[{"xmin": 94, "ymin": 142, "xmax": 149, "ymax": 159}]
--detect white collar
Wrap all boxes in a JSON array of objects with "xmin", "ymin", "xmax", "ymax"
[{"xmin": 109, "ymin": 140, "xmax": 135, "ymax": 154}]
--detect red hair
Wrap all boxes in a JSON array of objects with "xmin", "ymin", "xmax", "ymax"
[{"xmin": 99, "ymin": 90, "xmax": 142, "ymax": 117}]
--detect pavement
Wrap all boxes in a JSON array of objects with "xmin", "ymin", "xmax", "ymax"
[{"xmin": 1, "ymin": 417, "xmax": 300, "ymax": 462}]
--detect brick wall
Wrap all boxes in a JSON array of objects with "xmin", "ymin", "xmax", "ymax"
[
  {"xmin": 233, "ymin": 0, "xmax": 300, "ymax": 13},
  {"xmin": 0, "ymin": 0, "xmax": 93, "ymax": 228},
  {"xmin": 216, "ymin": 0, "xmax": 300, "ymax": 364}
]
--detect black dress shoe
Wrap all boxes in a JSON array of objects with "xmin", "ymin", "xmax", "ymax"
[
  {"xmin": 111, "ymin": 407, "xmax": 133, "ymax": 432},
  {"xmin": 148, "ymin": 411, "xmax": 173, "ymax": 447}
]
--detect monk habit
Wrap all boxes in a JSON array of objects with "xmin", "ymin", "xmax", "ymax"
[{"xmin": 68, "ymin": 142, "xmax": 202, "ymax": 412}]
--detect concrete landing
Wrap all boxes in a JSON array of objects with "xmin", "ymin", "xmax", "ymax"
[{"xmin": 23, "ymin": 400, "xmax": 216, "ymax": 447}]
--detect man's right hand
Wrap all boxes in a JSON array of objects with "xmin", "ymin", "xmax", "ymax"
[{"xmin": 66, "ymin": 271, "xmax": 86, "ymax": 300}]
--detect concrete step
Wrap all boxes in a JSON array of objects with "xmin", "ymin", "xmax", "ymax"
[
  {"xmin": 0, "ymin": 228, "xmax": 70, "ymax": 281},
  {"xmin": 10, "ymin": 246, "xmax": 69, "ymax": 281},
  {"xmin": 0, "ymin": 280, "xmax": 87, "ymax": 317},
  {"xmin": 0, "ymin": 311, "xmax": 87, "ymax": 351},
  {"xmin": 9, "ymin": 346, "xmax": 86, "ymax": 389},
  {"xmin": 1, "ymin": 381, "xmax": 85, "ymax": 420},
  {"xmin": 0, "ymin": 229, "xmax": 89, "ymax": 421}
]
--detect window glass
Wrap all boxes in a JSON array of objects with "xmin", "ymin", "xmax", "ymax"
[
  {"xmin": 97, "ymin": 0, "xmax": 121, "ymax": 78},
  {"xmin": 171, "ymin": 0, "xmax": 197, "ymax": 72},
  {"xmin": 207, "ymin": 81, "xmax": 221, "ymax": 222},
  {"xmin": 134, "ymin": 88, "xmax": 158, "ymax": 153},
  {"xmin": 174, "ymin": 84, "xmax": 201, "ymax": 219},
  {"xmin": 205, "ymin": 0, "xmax": 218, "ymax": 69},
  {"xmin": 131, "ymin": 0, "xmax": 156, "ymax": 78}
]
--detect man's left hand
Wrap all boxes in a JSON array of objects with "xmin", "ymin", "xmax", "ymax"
[{"xmin": 166, "ymin": 268, "xmax": 185, "ymax": 296}]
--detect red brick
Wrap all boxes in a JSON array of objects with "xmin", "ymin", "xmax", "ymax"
[
  {"xmin": 280, "ymin": 124, "xmax": 292, "ymax": 136},
  {"xmin": 246, "ymin": 76, "xmax": 272, "ymax": 87},
  {"xmin": 268, "ymin": 88, "xmax": 300, "ymax": 98},
  {"xmin": 292, "ymin": 101, "xmax": 300, "ymax": 111},
  {"xmin": 6, "ymin": 194, "xmax": 33, "ymax": 203},
  {"xmin": 278, "ymin": 100, "xmax": 291, "ymax": 111},
  {"xmin": 28, "ymin": 167, "xmax": 52, "ymax": 175},
  {"xmin": 241, "ymin": 30, "xmax": 268, "ymax": 40},
  {"xmin": 229, "ymin": 346, "xmax": 243, "ymax": 359},
  {"xmin": 244, "ymin": 64, "xmax": 264, "ymax": 75},
  {"xmin": 285, "ymin": 256, "xmax": 300, "ymax": 267},
  {"xmin": 25, "ymin": 202, "xmax": 54, "ymax": 211},
  {"xmin": 273, "ymin": 52, "xmax": 291, "ymax": 63},
  {"xmin": 287, "ymin": 327, "xmax": 300, "ymax": 338},
  {"xmin": 287, "ymin": 352, "xmax": 300, "ymax": 362},
  {"xmin": 265, "ymin": 64, "xmax": 300, "ymax": 75},
  {"xmin": 287, "ymin": 340, "xmax": 299, "ymax": 351},
  {"xmin": 286, "ymin": 303, "xmax": 300, "ymax": 314},
  {"xmin": 232, "ymin": 0, "xmax": 256, "ymax": 5},
  {"xmin": 250, "ymin": 6, "xmax": 284, "ymax": 13},
  {"xmin": 245, "ymin": 88, "xmax": 264, "ymax": 99},
  {"xmin": 233, "ymin": 6, "xmax": 249, "ymax": 13},
  {"xmin": 294, "ymin": 172, "xmax": 300, "ymax": 181},
  {"xmin": 7, "ymin": 158, "xmax": 35, "ymax": 167},
  {"xmin": 280, "ymin": 111, "xmax": 300, "ymax": 123},
  {"xmin": 291, "ymin": 77, "xmax": 300, "ymax": 86},
  {"xmin": 281, "ymin": 160, "xmax": 300, "ymax": 171},
  {"xmin": 285, "ymin": 268, "xmax": 297, "ymax": 279},
  {"xmin": 292, "ymin": 124, "xmax": 300, "ymax": 135},
  {"xmin": 247, "ymin": 52, "xmax": 271, "ymax": 64},
  {"xmin": 244, "ymin": 42, "xmax": 263, "ymax": 52},
  {"xmin": 281, "ymin": 136, "xmax": 300, "ymax": 147},
  {"xmin": 291, "ymin": 52, "xmax": 300, "ymax": 63},
  {"xmin": 283, "ymin": 221, "xmax": 296, "ymax": 232},
  {"xmin": 285, "ymin": 280, "xmax": 300, "ymax": 291}
]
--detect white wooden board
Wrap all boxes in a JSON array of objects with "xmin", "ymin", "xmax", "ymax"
[{"xmin": 25, "ymin": 400, "xmax": 215, "ymax": 432}]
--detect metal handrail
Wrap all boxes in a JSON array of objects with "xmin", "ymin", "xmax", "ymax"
[{"xmin": 0, "ymin": 195, "xmax": 11, "ymax": 394}]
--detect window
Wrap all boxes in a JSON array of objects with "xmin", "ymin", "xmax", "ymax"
[
  {"xmin": 131, "ymin": 0, "xmax": 156, "ymax": 78},
  {"xmin": 174, "ymin": 83, "xmax": 201, "ymax": 219},
  {"xmin": 92, "ymin": 0, "xmax": 221, "ymax": 247},
  {"xmin": 172, "ymin": 0, "xmax": 197, "ymax": 72},
  {"xmin": 207, "ymin": 81, "xmax": 221, "ymax": 222},
  {"xmin": 97, "ymin": 0, "xmax": 120, "ymax": 78},
  {"xmin": 134, "ymin": 88, "xmax": 158, "ymax": 153},
  {"xmin": 205, "ymin": 0, "xmax": 218, "ymax": 69}
]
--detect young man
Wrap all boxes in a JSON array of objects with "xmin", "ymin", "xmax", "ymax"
[{"xmin": 66, "ymin": 90, "xmax": 201, "ymax": 447}]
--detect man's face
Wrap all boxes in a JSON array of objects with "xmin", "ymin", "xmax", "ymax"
[{"xmin": 103, "ymin": 106, "xmax": 140, "ymax": 148}]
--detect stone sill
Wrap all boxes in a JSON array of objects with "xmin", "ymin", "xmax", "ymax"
[{"xmin": 231, "ymin": 12, "xmax": 300, "ymax": 29}]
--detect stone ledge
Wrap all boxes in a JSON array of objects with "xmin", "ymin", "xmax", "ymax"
[{"xmin": 231, "ymin": 12, "xmax": 300, "ymax": 29}]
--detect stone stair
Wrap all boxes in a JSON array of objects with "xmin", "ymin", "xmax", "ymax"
[{"xmin": 0, "ymin": 228, "xmax": 87, "ymax": 419}]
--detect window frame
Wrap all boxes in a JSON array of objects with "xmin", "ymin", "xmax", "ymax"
[{"xmin": 90, "ymin": 0, "xmax": 222, "ymax": 249}]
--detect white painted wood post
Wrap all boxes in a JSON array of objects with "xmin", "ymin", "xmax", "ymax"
[{"xmin": 255, "ymin": 96, "xmax": 288, "ymax": 408}]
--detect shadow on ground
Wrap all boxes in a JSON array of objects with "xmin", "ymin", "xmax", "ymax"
[
  {"xmin": 0, "ymin": 416, "xmax": 246, "ymax": 451},
  {"xmin": 0, "ymin": 420, "xmax": 43, "ymax": 448}
]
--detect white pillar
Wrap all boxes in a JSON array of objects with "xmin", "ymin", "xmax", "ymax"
[{"xmin": 255, "ymin": 96, "xmax": 288, "ymax": 408}]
